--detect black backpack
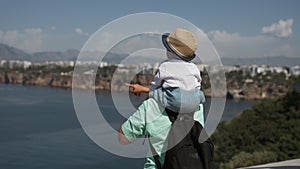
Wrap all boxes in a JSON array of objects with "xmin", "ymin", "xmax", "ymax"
[{"xmin": 150, "ymin": 109, "xmax": 214, "ymax": 169}]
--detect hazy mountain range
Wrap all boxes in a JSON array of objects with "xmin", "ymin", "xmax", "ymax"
[
  {"xmin": 0, "ymin": 43, "xmax": 78, "ymax": 62},
  {"xmin": 0, "ymin": 43, "xmax": 299, "ymax": 66}
]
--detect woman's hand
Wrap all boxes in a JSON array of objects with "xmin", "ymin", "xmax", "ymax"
[{"xmin": 125, "ymin": 83, "xmax": 150, "ymax": 96}]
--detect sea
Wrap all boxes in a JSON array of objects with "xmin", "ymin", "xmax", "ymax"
[{"xmin": 0, "ymin": 84, "xmax": 256, "ymax": 169}]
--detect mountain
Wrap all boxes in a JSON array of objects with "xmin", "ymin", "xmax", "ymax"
[
  {"xmin": 32, "ymin": 49, "xmax": 79, "ymax": 62},
  {"xmin": 221, "ymin": 56, "xmax": 300, "ymax": 66},
  {"xmin": 0, "ymin": 43, "xmax": 79, "ymax": 62},
  {"xmin": 0, "ymin": 43, "xmax": 299, "ymax": 66},
  {"xmin": 0, "ymin": 43, "xmax": 32, "ymax": 61}
]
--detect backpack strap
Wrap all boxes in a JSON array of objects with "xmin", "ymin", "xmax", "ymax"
[
  {"xmin": 165, "ymin": 108, "xmax": 178, "ymax": 124},
  {"xmin": 148, "ymin": 139, "xmax": 162, "ymax": 169},
  {"xmin": 149, "ymin": 108, "xmax": 196, "ymax": 169},
  {"xmin": 148, "ymin": 108, "xmax": 177, "ymax": 169}
]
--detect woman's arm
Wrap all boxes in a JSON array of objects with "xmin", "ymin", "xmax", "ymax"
[{"xmin": 118, "ymin": 123, "xmax": 132, "ymax": 145}]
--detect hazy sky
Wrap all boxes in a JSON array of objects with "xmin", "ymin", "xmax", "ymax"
[{"xmin": 0, "ymin": 0, "xmax": 299, "ymax": 59}]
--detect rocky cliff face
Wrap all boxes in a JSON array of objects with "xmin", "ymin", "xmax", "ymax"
[
  {"xmin": 1, "ymin": 71, "xmax": 71, "ymax": 88},
  {"xmin": 0, "ymin": 71, "xmax": 153, "ymax": 91},
  {"xmin": 226, "ymin": 82, "xmax": 289, "ymax": 100},
  {"xmin": 0, "ymin": 70, "xmax": 292, "ymax": 100}
]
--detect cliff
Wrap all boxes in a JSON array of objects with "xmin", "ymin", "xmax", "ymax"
[
  {"xmin": 0, "ymin": 69, "xmax": 294, "ymax": 100},
  {"xmin": 0, "ymin": 71, "xmax": 72, "ymax": 88}
]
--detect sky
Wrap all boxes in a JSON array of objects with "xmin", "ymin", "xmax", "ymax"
[{"xmin": 0, "ymin": 0, "xmax": 299, "ymax": 59}]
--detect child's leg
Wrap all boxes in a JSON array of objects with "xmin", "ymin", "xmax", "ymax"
[
  {"xmin": 149, "ymin": 87, "xmax": 168, "ymax": 108},
  {"xmin": 199, "ymin": 90, "xmax": 206, "ymax": 103},
  {"xmin": 149, "ymin": 87, "xmax": 182, "ymax": 112},
  {"xmin": 150, "ymin": 87, "xmax": 206, "ymax": 113},
  {"xmin": 165, "ymin": 88, "xmax": 203, "ymax": 113}
]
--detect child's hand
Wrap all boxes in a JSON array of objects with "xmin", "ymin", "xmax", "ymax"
[{"xmin": 125, "ymin": 83, "xmax": 150, "ymax": 96}]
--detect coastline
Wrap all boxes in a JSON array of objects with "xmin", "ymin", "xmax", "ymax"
[{"xmin": 0, "ymin": 70, "xmax": 291, "ymax": 100}]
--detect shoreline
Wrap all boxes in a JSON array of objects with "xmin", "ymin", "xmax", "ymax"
[
  {"xmin": 0, "ymin": 70, "xmax": 292, "ymax": 100},
  {"xmin": 0, "ymin": 82, "xmax": 273, "ymax": 102}
]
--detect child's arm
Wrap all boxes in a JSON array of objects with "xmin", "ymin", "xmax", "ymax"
[
  {"xmin": 125, "ymin": 83, "xmax": 150, "ymax": 96},
  {"xmin": 125, "ymin": 64, "xmax": 165, "ymax": 96}
]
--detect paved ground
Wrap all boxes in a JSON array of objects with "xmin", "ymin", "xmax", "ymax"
[{"xmin": 240, "ymin": 159, "xmax": 300, "ymax": 169}]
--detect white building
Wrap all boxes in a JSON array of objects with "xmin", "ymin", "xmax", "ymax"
[
  {"xmin": 290, "ymin": 66, "xmax": 300, "ymax": 76},
  {"xmin": 224, "ymin": 65, "xmax": 240, "ymax": 73},
  {"xmin": 23, "ymin": 61, "xmax": 32, "ymax": 69}
]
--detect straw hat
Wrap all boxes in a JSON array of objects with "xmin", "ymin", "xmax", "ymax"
[{"xmin": 162, "ymin": 28, "xmax": 198, "ymax": 61}]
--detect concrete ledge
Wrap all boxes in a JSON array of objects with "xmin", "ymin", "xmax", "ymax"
[{"xmin": 239, "ymin": 159, "xmax": 300, "ymax": 169}]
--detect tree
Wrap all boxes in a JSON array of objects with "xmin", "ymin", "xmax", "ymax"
[{"xmin": 211, "ymin": 89, "xmax": 300, "ymax": 168}]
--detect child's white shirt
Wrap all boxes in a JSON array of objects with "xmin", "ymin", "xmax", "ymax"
[{"xmin": 150, "ymin": 59, "xmax": 201, "ymax": 92}]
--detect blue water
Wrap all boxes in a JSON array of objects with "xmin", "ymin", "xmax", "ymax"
[{"xmin": 0, "ymin": 84, "xmax": 255, "ymax": 169}]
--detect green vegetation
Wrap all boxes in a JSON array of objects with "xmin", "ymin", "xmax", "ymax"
[
  {"xmin": 200, "ymin": 69, "xmax": 211, "ymax": 89},
  {"xmin": 226, "ymin": 70, "xmax": 251, "ymax": 86},
  {"xmin": 226, "ymin": 70, "xmax": 290, "ymax": 87},
  {"xmin": 0, "ymin": 65, "xmax": 74, "ymax": 74},
  {"xmin": 27, "ymin": 65, "xmax": 74, "ymax": 74},
  {"xmin": 97, "ymin": 65, "xmax": 117, "ymax": 78},
  {"xmin": 211, "ymin": 89, "xmax": 300, "ymax": 169},
  {"xmin": 253, "ymin": 72, "xmax": 289, "ymax": 86}
]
